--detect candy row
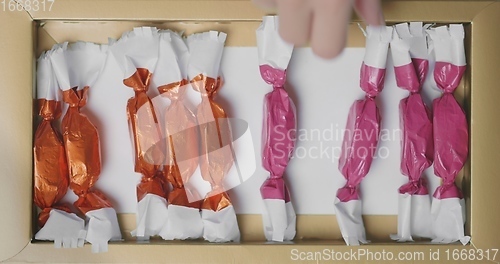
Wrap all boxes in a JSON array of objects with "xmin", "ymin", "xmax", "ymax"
[
  {"xmin": 330, "ymin": 23, "xmax": 469, "ymax": 246},
  {"xmin": 33, "ymin": 18, "xmax": 470, "ymax": 252},
  {"xmin": 34, "ymin": 28, "xmax": 241, "ymax": 252}
]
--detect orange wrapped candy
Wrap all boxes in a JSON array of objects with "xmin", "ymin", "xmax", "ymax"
[
  {"xmin": 50, "ymin": 42, "xmax": 121, "ymax": 253},
  {"xmin": 192, "ymin": 75, "xmax": 234, "ymax": 212},
  {"xmin": 153, "ymin": 31, "xmax": 204, "ymax": 240},
  {"xmin": 33, "ymin": 51, "xmax": 71, "ymax": 228},
  {"xmin": 33, "ymin": 99, "xmax": 71, "ymax": 227},
  {"xmin": 61, "ymin": 87, "xmax": 114, "ymax": 214},
  {"xmin": 186, "ymin": 30, "xmax": 240, "ymax": 242},
  {"xmin": 160, "ymin": 80, "xmax": 201, "ymax": 209},
  {"xmin": 34, "ymin": 49, "xmax": 90, "ymax": 250},
  {"xmin": 123, "ymin": 68, "xmax": 166, "ymax": 202},
  {"xmin": 110, "ymin": 27, "xmax": 168, "ymax": 239}
]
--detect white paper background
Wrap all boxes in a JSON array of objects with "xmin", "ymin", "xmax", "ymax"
[{"xmin": 60, "ymin": 47, "xmax": 443, "ymax": 215}]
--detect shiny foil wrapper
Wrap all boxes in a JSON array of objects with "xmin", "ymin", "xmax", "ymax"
[
  {"xmin": 123, "ymin": 68, "xmax": 167, "ymax": 201},
  {"xmin": 62, "ymin": 87, "xmax": 113, "ymax": 214},
  {"xmin": 33, "ymin": 99, "xmax": 70, "ymax": 226},
  {"xmin": 395, "ymin": 59, "xmax": 433, "ymax": 195},
  {"xmin": 337, "ymin": 65, "xmax": 385, "ymax": 202},
  {"xmin": 337, "ymin": 98, "xmax": 381, "ymax": 202},
  {"xmin": 192, "ymin": 74, "xmax": 234, "ymax": 212},
  {"xmin": 159, "ymin": 80, "xmax": 202, "ymax": 208},
  {"xmin": 259, "ymin": 65, "xmax": 296, "ymax": 202},
  {"xmin": 432, "ymin": 62, "xmax": 468, "ymax": 199},
  {"xmin": 399, "ymin": 94, "xmax": 432, "ymax": 195}
]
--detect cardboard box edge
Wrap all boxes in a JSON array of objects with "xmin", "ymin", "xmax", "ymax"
[
  {"xmin": 469, "ymin": 1, "xmax": 500, "ymax": 251},
  {"xmin": 0, "ymin": 9, "xmax": 35, "ymax": 263},
  {"xmin": 4, "ymin": 0, "xmax": 499, "ymax": 263}
]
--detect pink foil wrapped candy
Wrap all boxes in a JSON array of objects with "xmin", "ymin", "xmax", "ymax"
[
  {"xmin": 390, "ymin": 22, "xmax": 434, "ymax": 242},
  {"xmin": 257, "ymin": 16, "xmax": 297, "ymax": 242},
  {"xmin": 334, "ymin": 26, "xmax": 393, "ymax": 246},
  {"xmin": 428, "ymin": 25, "xmax": 470, "ymax": 245}
]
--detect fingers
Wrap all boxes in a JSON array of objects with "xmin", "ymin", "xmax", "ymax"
[
  {"xmin": 276, "ymin": 0, "xmax": 312, "ymax": 46},
  {"xmin": 354, "ymin": 0, "xmax": 385, "ymax": 26},
  {"xmin": 254, "ymin": 0, "xmax": 385, "ymax": 59},
  {"xmin": 310, "ymin": 0, "xmax": 353, "ymax": 58},
  {"xmin": 252, "ymin": 0, "xmax": 277, "ymax": 9}
]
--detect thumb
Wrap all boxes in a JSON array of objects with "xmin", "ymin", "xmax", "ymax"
[{"xmin": 354, "ymin": 0, "xmax": 385, "ymax": 26}]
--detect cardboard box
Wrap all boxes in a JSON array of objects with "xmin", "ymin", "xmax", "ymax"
[{"xmin": 1, "ymin": 0, "xmax": 499, "ymax": 263}]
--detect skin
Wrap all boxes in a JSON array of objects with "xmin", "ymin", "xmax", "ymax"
[{"xmin": 253, "ymin": 0, "xmax": 385, "ymax": 59}]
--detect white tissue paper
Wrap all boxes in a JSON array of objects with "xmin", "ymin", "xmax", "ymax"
[
  {"xmin": 363, "ymin": 26, "xmax": 393, "ymax": 69},
  {"xmin": 334, "ymin": 26, "xmax": 392, "ymax": 246},
  {"xmin": 389, "ymin": 194, "xmax": 433, "ymax": 242},
  {"xmin": 201, "ymin": 206, "xmax": 240, "ymax": 243},
  {"xmin": 187, "ymin": 31, "xmax": 240, "ymax": 243},
  {"xmin": 109, "ymin": 27, "xmax": 169, "ymax": 240},
  {"xmin": 50, "ymin": 42, "xmax": 108, "ymax": 91},
  {"xmin": 131, "ymin": 194, "xmax": 168, "ymax": 240},
  {"xmin": 49, "ymin": 42, "xmax": 122, "ymax": 252},
  {"xmin": 262, "ymin": 200, "xmax": 296, "ymax": 242},
  {"xmin": 35, "ymin": 209, "xmax": 87, "ymax": 249},
  {"xmin": 389, "ymin": 23, "xmax": 433, "ymax": 242},
  {"xmin": 34, "ymin": 50, "xmax": 88, "ymax": 249},
  {"xmin": 256, "ymin": 15, "xmax": 297, "ymax": 242},
  {"xmin": 37, "ymin": 51, "xmax": 58, "ymax": 101},
  {"xmin": 154, "ymin": 30, "xmax": 204, "ymax": 240},
  {"xmin": 427, "ymin": 24, "xmax": 470, "ymax": 246},
  {"xmin": 152, "ymin": 30, "xmax": 185, "ymax": 88},
  {"xmin": 109, "ymin": 27, "xmax": 160, "ymax": 79},
  {"xmin": 187, "ymin": 31, "xmax": 226, "ymax": 80},
  {"xmin": 334, "ymin": 198, "xmax": 368, "ymax": 246},
  {"xmin": 431, "ymin": 198, "xmax": 470, "ymax": 245},
  {"xmin": 85, "ymin": 208, "xmax": 123, "ymax": 253},
  {"xmin": 160, "ymin": 205, "xmax": 204, "ymax": 240},
  {"xmin": 256, "ymin": 16, "xmax": 294, "ymax": 68},
  {"xmin": 427, "ymin": 25, "xmax": 466, "ymax": 67}
]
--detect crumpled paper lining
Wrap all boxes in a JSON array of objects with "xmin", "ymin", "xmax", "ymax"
[{"xmin": 35, "ymin": 209, "xmax": 87, "ymax": 249}]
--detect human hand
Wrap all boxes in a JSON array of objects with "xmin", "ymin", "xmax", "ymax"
[{"xmin": 253, "ymin": 0, "xmax": 384, "ymax": 58}]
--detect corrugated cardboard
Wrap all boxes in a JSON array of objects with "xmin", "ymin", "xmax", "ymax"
[{"xmin": 1, "ymin": 0, "xmax": 499, "ymax": 263}]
